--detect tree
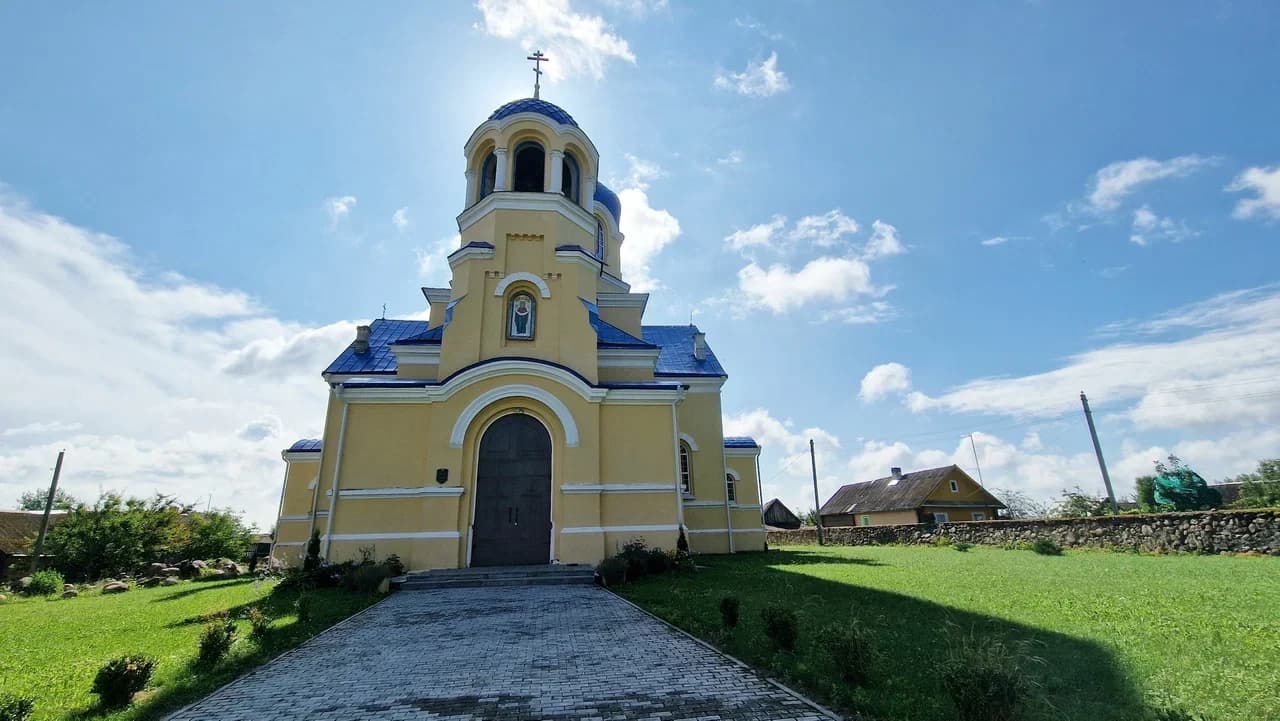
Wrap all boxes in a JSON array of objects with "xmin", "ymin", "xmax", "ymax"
[
  {"xmin": 800, "ymin": 508, "xmax": 819, "ymax": 527},
  {"xmin": 182, "ymin": 509, "xmax": 253, "ymax": 561},
  {"xmin": 43, "ymin": 493, "xmax": 190, "ymax": 580},
  {"xmin": 1051, "ymin": 487, "xmax": 1111, "ymax": 518},
  {"xmin": 1228, "ymin": 459, "xmax": 1280, "ymax": 509},
  {"xmin": 303, "ymin": 529, "xmax": 322, "ymax": 572},
  {"xmin": 1134, "ymin": 475, "xmax": 1159, "ymax": 512},
  {"xmin": 17, "ymin": 487, "xmax": 79, "ymax": 511},
  {"xmin": 992, "ymin": 488, "xmax": 1050, "ymax": 519},
  {"xmin": 1153, "ymin": 455, "xmax": 1221, "ymax": 511}
]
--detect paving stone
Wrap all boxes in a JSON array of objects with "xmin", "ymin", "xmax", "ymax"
[{"xmin": 166, "ymin": 586, "xmax": 829, "ymax": 721}]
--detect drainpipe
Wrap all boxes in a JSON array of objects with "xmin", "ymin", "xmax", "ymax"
[
  {"xmin": 268, "ymin": 455, "xmax": 290, "ymax": 563},
  {"xmin": 722, "ymin": 455, "xmax": 735, "ymax": 554},
  {"xmin": 322, "ymin": 394, "xmax": 351, "ymax": 562},
  {"xmin": 755, "ymin": 452, "xmax": 766, "ymax": 549},
  {"xmin": 669, "ymin": 402, "xmax": 685, "ymax": 531}
]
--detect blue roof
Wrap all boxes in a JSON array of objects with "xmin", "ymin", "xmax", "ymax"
[
  {"xmin": 489, "ymin": 98, "xmax": 579, "ymax": 128},
  {"xmin": 724, "ymin": 437, "xmax": 760, "ymax": 449},
  {"xmin": 323, "ymin": 319, "xmax": 726, "ymax": 379},
  {"xmin": 644, "ymin": 325, "xmax": 727, "ymax": 377},
  {"xmin": 324, "ymin": 319, "xmax": 430, "ymax": 375},
  {"xmin": 594, "ymin": 182, "xmax": 622, "ymax": 226},
  {"xmin": 287, "ymin": 438, "xmax": 322, "ymax": 453}
]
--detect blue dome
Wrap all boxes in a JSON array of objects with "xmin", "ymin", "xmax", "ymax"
[
  {"xmin": 488, "ymin": 98, "xmax": 579, "ymax": 127},
  {"xmin": 594, "ymin": 182, "xmax": 622, "ymax": 225}
]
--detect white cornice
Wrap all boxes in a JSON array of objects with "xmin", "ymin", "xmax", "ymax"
[
  {"xmin": 324, "ymin": 531, "xmax": 461, "ymax": 541},
  {"xmin": 493, "ymin": 271, "xmax": 552, "ymax": 298},
  {"xmin": 338, "ymin": 486, "xmax": 465, "ymax": 499},
  {"xmin": 601, "ymin": 387, "xmax": 684, "ymax": 405},
  {"xmin": 678, "ymin": 432, "xmax": 700, "ymax": 452},
  {"xmin": 597, "ymin": 347, "xmax": 660, "ymax": 369},
  {"xmin": 595, "ymin": 292, "xmax": 649, "ymax": 311},
  {"xmin": 554, "ymin": 248, "xmax": 603, "ymax": 271},
  {"xmin": 422, "ymin": 287, "xmax": 451, "ymax": 304},
  {"xmin": 559, "ymin": 483, "xmax": 674, "ymax": 495},
  {"xmin": 281, "ymin": 451, "xmax": 322, "ymax": 463},
  {"xmin": 447, "ymin": 243, "xmax": 495, "ymax": 266},
  {"xmin": 559, "ymin": 524, "xmax": 679, "ymax": 535},
  {"xmin": 599, "ymin": 272, "xmax": 631, "ymax": 293},
  {"xmin": 724, "ymin": 447, "xmax": 762, "ymax": 458},
  {"xmin": 663, "ymin": 377, "xmax": 726, "ymax": 393},
  {"xmin": 463, "ymin": 113, "xmax": 600, "ymax": 165},
  {"xmin": 389, "ymin": 345, "xmax": 441, "ymax": 366},
  {"xmin": 456, "ymin": 192, "xmax": 597, "ymax": 236}
]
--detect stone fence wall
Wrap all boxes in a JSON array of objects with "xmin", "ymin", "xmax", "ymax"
[{"xmin": 766, "ymin": 509, "xmax": 1280, "ymax": 555}]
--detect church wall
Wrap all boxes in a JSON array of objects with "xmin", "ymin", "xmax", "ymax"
[
  {"xmin": 337, "ymin": 404, "xmax": 434, "ymax": 486},
  {"xmin": 596, "ymin": 305, "xmax": 644, "ymax": 337},
  {"xmin": 598, "ymin": 404, "xmax": 676, "ymax": 484},
  {"xmin": 271, "ymin": 457, "xmax": 321, "ymax": 565},
  {"xmin": 676, "ymin": 390, "xmax": 728, "ymax": 505},
  {"xmin": 597, "ymin": 366, "xmax": 656, "ymax": 383}
]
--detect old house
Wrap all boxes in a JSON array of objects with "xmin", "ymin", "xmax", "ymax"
[{"xmin": 820, "ymin": 465, "xmax": 1004, "ymax": 527}]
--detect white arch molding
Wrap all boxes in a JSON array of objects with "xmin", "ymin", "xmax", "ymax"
[
  {"xmin": 494, "ymin": 272, "xmax": 551, "ymax": 298},
  {"xmin": 679, "ymin": 432, "xmax": 700, "ymax": 452},
  {"xmin": 450, "ymin": 384, "xmax": 580, "ymax": 448}
]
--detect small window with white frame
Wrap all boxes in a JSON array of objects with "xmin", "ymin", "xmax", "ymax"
[
  {"xmin": 934, "ymin": 512, "xmax": 950, "ymax": 523},
  {"xmin": 678, "ymin": 442, "xmax": 693, "ymax": 496},
  {"xmin": 972, "ymin": 511, "xmax": 986, "ymax": 521},
  {"xmin": 507, "ymin": 292, "xmax": 536, "ymax": 340},
  {"xmin": 949, "ymin": 479, "xmax": 959, "ymax": 493},
  {"xmin": 725, "ymin": 473, "xmax": 736, "ymax": 504}
]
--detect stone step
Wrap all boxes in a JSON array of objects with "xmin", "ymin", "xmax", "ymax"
[
  {"xmin": 398, "ymin": 564, "xmax": 596, "ymax": 591},
  {"xmin": 401, "ymin": 573, "xmax": 596, "ymax": 591}
]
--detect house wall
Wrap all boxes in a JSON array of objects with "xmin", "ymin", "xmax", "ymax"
[{"xmin": 823, "ymin": 510, "xmax": 920, "ymax": 527}]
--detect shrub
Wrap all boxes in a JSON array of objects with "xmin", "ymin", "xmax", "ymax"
[
  {"xmin": 939, "ymin": 635, "xmax": 1042, "ymax": 721},
  {"xmin": 667, "ymin": 549, "xmax": 696, "ymax": 574},
  {"xmin": 295, "ymin": 593, "xmax": 313, "ymax": 623},
  {"xmin": 953, "ymin": 541, "xmax": 974, "ymax": 552},
  {"xmin": 303, "ymin": 529, "xmax": 322, "ymax": 572},
  {"xmin": 246, "ymin": 606, "xmax": 271, "ymax": 643},
  {"xmin": 618, "ymin": 539, "xmax": 649, "ymax": 580},
  {"xmin": 596, "ymin": 557, "xmax": 627, "ymax": 586},
  {"xmin": 820, "ymin": 619, "xmax": 875, "ymax": 686},
  {"xmin": 1030, "ymin": 538, "xmax": 1063, "ymax": 556},
  {"xmin": 197, "ymin": 616, "xmax": 237, "ymax": 667},
  {"xmin": 760, "ymin": 606, "xmax": 799, "ymax": 652},
  {"xmin": 932, "ymin": 535, "xmax": 953, "ymax": 547},
  {"xmin": 26, "ymin": 570, "xmax": 63, "ymax": 597},
  {"xmin": 719, "ymin": 595, "xmax": 740, "ymax": 629},
  {"xmin": 0, "ymin": 694, "xmax": 34, "ymax": 721},
  {"xmin": 341, "ymin": 564, "xmax": 390, "ymax": 594},
  {"xmin": 676, "ymin": 526, "xmax": 690, "ymax": 554},
  {"xmin": 1149, "ymin": 709, "xmax": 1213, "ymax": 721},
  {"xmin": 645, "ymin": 547, "xmax": 671, "ymax": 575},
  {"xmin": 382, "ymin": 553, "xmax": 406, "ymax": 577},
  {"xmin": 91, "ymin": 655, "xmax": 156, "ymax": 708}
]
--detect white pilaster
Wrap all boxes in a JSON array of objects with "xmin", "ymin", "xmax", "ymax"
[
  {"xmin": 548, "ymin": 148, "xmax": 564, "ymax": 193},
  {"xmin": 465, "ymin": 169, "xmax": 477, "ymax": 206},
  {"xmin": 494, "ymin": 147, "xmax": 509, "ymax": 192},
  {"xmin": 582, "ymin": 174, "xmax": 596, "ymax": 214}
]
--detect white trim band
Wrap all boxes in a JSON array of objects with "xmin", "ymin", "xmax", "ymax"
[
  {"xmin": 451, "ymin": 384, "xmax": 580, "ymax": 448},
  {"xmin": 686, "ymin": 527, "xmax": 766, "ymax": 534},
  {"xmin": 559, "ymin": 483, "xmax": 675, "ymax": 495},
  {"xmin": 494, "ymin": 271, "xmax": 552, "ymax": 298},
  {"xmin": 560, "ymin": 524, "xmax": 680, "ymax": 535},
  {"xmin": 338, "ymin": 486, "xmax": 465, "ymax": 499},
  {"xmin": 324, "ymin": 531, "xmax": 461, "ymax": 541}
]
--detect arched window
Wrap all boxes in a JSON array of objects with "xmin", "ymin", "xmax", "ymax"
[
  {"xmin": 595, "ymin": 218, "xmax": 606, "ymax": 261},
  {"xmin": 513, "ymin": 141, "xmax": 545, "ymax": 193},
  {"xmin": 507, "ymin": 292, "xmax": 536, "ymax": 340},
  {"xmin": 725, "ymin": 473, "xmax": 737, "ymax": 504},
  {"xmin": 479, "ymin": 152, "xmax": 497, "ymax": 201},
  {"xmin": 561, "ymin": 153, "xmax": 580, "ymax": 203},
  {"xmin": 678, "ymin": 442, "xmax": 693, "ymax": 495}
]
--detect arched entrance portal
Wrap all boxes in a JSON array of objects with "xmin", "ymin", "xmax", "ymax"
[{"xmin": 471, "ymin": 413, "xmax": 552, "ymax": 566}]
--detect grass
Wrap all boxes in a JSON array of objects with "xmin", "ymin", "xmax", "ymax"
[
  {"xmin": 0, "ymin": 577, "xmax": 380, "ymax": 721},
  {"xmin": 618, "ymin": 545, "xmax": 1280, "ymax": 721}
]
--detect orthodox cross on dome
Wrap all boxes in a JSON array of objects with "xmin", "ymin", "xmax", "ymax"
[{"xmin": 527, "ymin": 50, "xmax": 549, "ymax": 99}]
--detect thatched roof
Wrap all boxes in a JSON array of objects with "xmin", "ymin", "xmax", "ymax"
[{"xmin": 0, "ymin": 510, "xmax": 65, "ymax": 555}]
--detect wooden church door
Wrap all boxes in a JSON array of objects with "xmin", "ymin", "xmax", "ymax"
[{"xmin": 471, "ymin": 413, "xmax": 552, "ymax": 566}]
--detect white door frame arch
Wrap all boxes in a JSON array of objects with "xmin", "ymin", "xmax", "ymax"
[{"xmin": 450, "ymin": 384, "xmax": 579, "ymax": 448}]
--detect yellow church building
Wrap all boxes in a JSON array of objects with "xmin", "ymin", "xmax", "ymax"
[{"xmin": 270, "ymin": 95, "xmax": 764, "ymax": 572}]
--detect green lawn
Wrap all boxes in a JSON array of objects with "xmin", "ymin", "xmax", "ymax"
[
  {"xmin": 618, "ymin": 545, "xmax": 1280, "ymax": 721},
  {"xmin": 0, "ymin": 578, "xmax": 380, "ymax": 721}
]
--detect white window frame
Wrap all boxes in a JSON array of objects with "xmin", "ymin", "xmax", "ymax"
[
  {"xmin": 949, "ymin": 479, "xmax": 959, "ymax": 493},
  {"xmin": 934, "ymin": 512, "xmax": 950, "ymax": 523},
  {"xmin": 972, "ymin": 511, "xmax": 986, "ymax": 521},
  {"xmin": 678, "ymin": 442, "xmax": 693, "ymax": 496},
  {"xmin": 725, "ymin": 474, "xmax": 736, "ymax": 504}
]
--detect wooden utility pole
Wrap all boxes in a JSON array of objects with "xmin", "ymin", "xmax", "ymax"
[
  {"xmin": 30, "ymin": 449, "xmax": 65, "ymax": 573},
  {"xmin": 1080, "ymin": 392, "xmax": 1120, "ymax": 514},
  {"xmin": 809, "ymin": 439, "xmax": 825, "ymax": 545}
]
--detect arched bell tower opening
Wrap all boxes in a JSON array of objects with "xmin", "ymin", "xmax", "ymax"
[{"xmin": 513, "ymin": 141, "xmax": 545, "ymax": 192}]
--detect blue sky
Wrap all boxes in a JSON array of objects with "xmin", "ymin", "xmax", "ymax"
[{"xmin": 2, "ymin": 0, "xmax": 1279, "ymax": 526}]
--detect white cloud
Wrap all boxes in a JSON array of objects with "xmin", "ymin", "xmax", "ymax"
[
  {"xmin": 1129, "ymin": 205, "xmax": 1196, "ymax": 246},
  {"xmin": 737, "ymin": 256, "xmax": 879, "ymax": 313},
  {"xmin": 716, "ymin": 150, "xmax": 745, "ymax": 166},
  {"xmin": 475, "ymin": 0, "xmax": 636, "ymax": 81},
  {"xmin": 790, "ymin": 210, "xmax": 859, "ymax": 247},
  {"xmin": 325, "ymin": 195, "xmax": 357, "ymax": 229},
  {"xmin": 906, "ymin": 285, "xmax": 1280, "ymax": 429},
  {"xmin": 714, "ymin": 51, "xmax": 790, "ymax": 98},
  {"xmin": 613, "ymin": 156, "xmax": 679, "ymax": 292},
  {"xmin": 392, "ymin": 207, "xmax": 409, "ymax": 231},
  {"xmin": 1085, "ymin": 155, "xmax": 1211, "ymax": 212},
  {"xmin": 981, "ymin": 236, "xmax": 1010, "ymax": 246},
  {"xmin": 1226, "ymin": 166, "xmax": 1280, "ymax": 221},
  {"xmin": 416, "ymin": 234, "xmax": 461, "ymax": 286},
  {"xmin": 863, "ymin": 220, "xmax": 905, "ymax": 259},
  {"xmin": 814, "ymin": 302, "xmax": 896, "ymax": 325},
  {"xmin": 724, "ymin": 215, "xmax": 785, "ymax": 252},
  {"xmin": 859, "ymin": 362, "xmax": 912, "ymax": 402},
  {"xmin": 733, "ymin": 17, "xmax": 784, "ymax": 41},
  {"xmin": 601, "ymin": 0, "xmax": 667, "ymax": 17},
  {"xmin": 0, "ymin": 192, "xmax": 345, "ymax": 527}
]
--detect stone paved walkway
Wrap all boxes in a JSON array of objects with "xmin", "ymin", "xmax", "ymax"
[{"xmin": 167, "ymin": 585, "xmax": 829, "ymax": 721}]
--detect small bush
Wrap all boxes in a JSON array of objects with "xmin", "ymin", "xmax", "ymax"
[
  {"xmin": 197, "ymin": 616, "xmax": 237, "ymax": 667},
  {"xmin": 939, "ymin": 635, "xmax": 1042, "ymax": 721},
  {"xmin": 667, "ymin": 549, "xmax": 696, "ymax": 574},
  {"xmin": 0, "ymin": 693, "xmax": 35, "ymax": 721},
  {"xmin": 820, "ymin": 619, "xmax": 875, "ymax": 686},
  {"xmin": 618, "ymin": 539, "xmax": 649, "ymax": 580},
  {"xmin": 645, "ymin": 547, "xmax": 671, "ymax": 575},
  {"xmin": 1149, "ymin": 709, "xmax": 1213, "ymax": 721},
  {"xmin": 719, "ymin": 596, "xmax": 740, "ymax": 628},
  {"xmin": 246, "ymin": 606, "xmax": 271, "ymax": 643},
  {"xmin": 295, "ymin": 593, "xmax": 313, "ymax": 623},
  {"xmin": 676, "ymin": 526, "xmax": 690, "ymax": 554},
  {"xmin": 341, "ymin": 564, "xmax": 390, "ymax": 594},
  {"xmin": 953, "ymin": 541, "xmax": 974, "ymax": 552},
  {"xmin": 596, "ymin": 557, "xmax": 627, "ymax": 586},
  {"xmin": 91, "ymin": 655, "xmax": 156, "ymax": 708},
  {"xmin": 1030, "ymin": 538, "xmax": 1063, "ymax": 556},
  {"xmin": 932, "ymin": 535, "xmax": 953, "ymax": 547},
  {"xmin": 26, "ymin": 570, "xmax": 63, "ymax": 597},
  {"xmin": 382, "ymin": 553, "xmax": 406, "ymax": 577},
  {"xmin": 760, "ymin": 606, "xmax": 799, "ymax": 652}
]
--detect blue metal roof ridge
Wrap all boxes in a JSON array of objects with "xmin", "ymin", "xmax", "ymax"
[
  {"xmin": 643, "ymin": 325, "xmax": 727, "ymax": 377},
  {"xmin": 580, "ymin": 298, "xmax": 656, "ymax": 348},
  {"xmin": 286, "ymin": 438, "xmax": 322, "ymax": 452},
  {"xmin": 489, "ymin": 98, "xmax": 579, "ymax": 128},
  {"xmin": 723, "ymin": 437, "xmax": 760, "ymax": 448}
]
